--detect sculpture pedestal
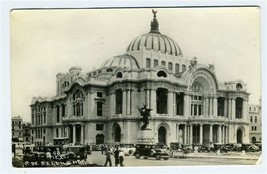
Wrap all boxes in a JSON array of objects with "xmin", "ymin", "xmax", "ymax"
[{"xmin": 137, "ymin": 130, "xmax": 155, "ymax": 144}]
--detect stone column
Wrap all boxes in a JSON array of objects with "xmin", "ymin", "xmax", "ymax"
[
  {"xmin": 145, "ymin": 89, "xmax": 150, "ymax": 107},
  {"xmin": 226, "ymin": 126, "xmax": 229, "ymax": 143},
  {"xmin": 224, "ymin": 99, "xmax": 227, "ymax": 118},
  {"xmin": 150, "ymin": 89, "xmax": 157, "ymax": 116},
  {"xmin": 72, "ymin": 125, "xmax": 76, "ymax": 145},
  {"xmin": 242, "ymin": 99, "xmax": 248, "ymax": 121},
  {"xmin": 213, "ymin": 96, "xmax": 218, "ymax": 117},
  {"xmin": 189, "ymin": 124, "xmax": 193, "ymax": 145},
  {"xmin": 222, "ymin": 125, "xmax": 225, "ymax": 144},
  {"xmin": 81, "ymin": 125, "xmax": 84, "ymax": 145},
  {"xmin": 173, "ymin": 92, "xmax": 177, "ymax": 115},
  {"xmin": 110, "ymin": 92, "xmax": 115, "ymax": 115},
  {"xmin": 218, "ymin": 125, "xmax": 222, "ymax": 143},
  {"xmin": 184, "ymin": 124, "xmax": 187, "ymax": 144},
  {"xmin": 200, "ymin": 124, "xmax": 203, "ymax": 144},
  {"xmin": 209, "ymin": 97, "xmax": 213, "ymax": 117},
  {"xmin": 228, "ymin": 99, "xmax": 232, "ymax": 119},
  {"xmin": 122, "ymin": 90, "xmax": 127, "ymax": 115},
  {"xmin": 184, "ymin": 94, "xmax": 189, "ymax": 117},
  {"xmin": 209, "ymin": 124, "xmax": 213, "ymax": 143},
  {"xmin": 127, "ymin": 90, "xmax": 131, "ymax": 115},
  {"xmin": 168, "ymin": 91, "xmax": 174, "ymax": 116},
  {"xmin": 188, "ymin": 95, "xmax": 191, "ymax": 117},
  {"xmin": 203, "ymin": 97, "xmax": 206, "ymax": 116},
  {"xmin": 232, "ymin": 98, "xmax": 236, "ymax": 119}
]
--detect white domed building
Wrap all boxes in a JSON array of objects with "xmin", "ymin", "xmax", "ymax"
[{"xmin": 30, "ymin": 11, "xmax": 250, "ymax": 147}]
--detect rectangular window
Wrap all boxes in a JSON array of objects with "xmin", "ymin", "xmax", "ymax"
[
  {"xmin": 255, "ymin": 126, "xmax": 257, "ymax": 131},
  {"xmin": 194, "ymin": 105, "xmax": 197, "ymax": 116},
  {"xmin": 97, "ymin": 102, "xmax": 103, "ymax": 116},
  {"xmin": 250, "ymin": 116, "xmax": 253, "ymax": 123},
  {"xmin": 161, "ymin": 61, "xmax": 166, "ymax": 66},
  {"xmin": 43, "ymin": 129, "xmax": 46, "ymax": 134},
  {"xmin": 44, "ymin": 113, "xmax": 46, "ymax": 124},
  {"xmin": 96, "ymin": 124, "xmax": 104, "ymax": 131},
  {"xmin": 57, "ymin": 106, "xmax": 60, "ymax": 122},
  {"xmin": 56, "ymin": 128, "xmax": 59, "ymax": 138},
  {"xmin": 62, "ymin": 105, "xmax": 65, "ymax": 117},
  {"xmin": 115, "ymin": 90, "xmax": 123, "ymax": 114},
  {"xmin": 154, "ymin": 59, "xmax": 158, "ymax": 67},
  {"xmin": 255, "ymin": 116, "xmax": 257, "ymax": 123},
  {"xmin": 168, "ymin": 62, "xmax": 173, "ymax": 70},
  {"xmin": 146, "ymin": 58, "xmax": 151, "ymax": 68},
  {"xmin": 97, "ymin": 92, "xmax": 103, "ymax": 98},
  {"xmin": 251, "ymin": 126, "xmax": 253, "ymax": 131},
  {"xmin": 176, "ymin": 93, "xmax": 184, "ymax": 115},
  {"xmin": 198, "ymin": 105, "xmax": 202, "ymax": 115},
  {"xmin": 175, "ymin": 64, "xmax": 179, "ymax": 74}
]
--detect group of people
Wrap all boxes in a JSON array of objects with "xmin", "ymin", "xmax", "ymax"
[{"xmin": 104, "ymin": 147, "xmax": 125, "ymax": 167}]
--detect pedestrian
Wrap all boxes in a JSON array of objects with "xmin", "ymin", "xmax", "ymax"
[
  {"xmin": 85, "ymin": 143, "xmax": 91, "ymax": 154},
  {"xmin": 119, "ymin": 149, "xmax": 124, "ymax": 167},
  {"xmin": 114, "ymin": 147, "xmax": 120, "ymax": 167},
  {"xmin": 104, "ymin": 148, "xmax": 112, "ymax": 166},
  {"xmin": 101, "ymin": 145, "xmax": 104, "ymax": 155}
]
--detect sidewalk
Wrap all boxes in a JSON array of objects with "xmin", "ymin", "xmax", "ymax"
[{"xmin": 181, "ymin": 152, "xmax": 261, "ymax": 160}]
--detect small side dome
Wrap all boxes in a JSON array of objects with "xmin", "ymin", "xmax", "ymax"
[{"xmin": 100, "ymin": 54, "xmax": 140, "ymax": 69}]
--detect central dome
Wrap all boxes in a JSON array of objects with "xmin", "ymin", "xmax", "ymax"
[
  {"xmin": 126, "ymin": 33, "xmax": 183, "ymax": 56},
  {"xmin": 126, "ymin": 10, "xmax": 183, "ymax": 56}
]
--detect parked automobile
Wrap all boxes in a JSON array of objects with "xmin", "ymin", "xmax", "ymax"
[
  {"xmin": 242, "ymin": 143, "xmax": 260, "ymax": 152},
  {"xmin": 255, "ymin": 143, "xmax": 262, "ymax": 151},
  {"xmin": 213, "ymin": 143, "xmax": 229, "ymax": 153},
  {"xmin": 134, "ymin": 144, "xmax": 170, "ymax": 160},
  {"xmin": 119, "ymin": 144, "xmax": 136, "ymax": 156}
]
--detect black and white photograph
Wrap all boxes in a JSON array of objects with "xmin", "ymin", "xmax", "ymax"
[{"xmin": 0, "ymin": 1, "xmax": 266, "ymax": 174}]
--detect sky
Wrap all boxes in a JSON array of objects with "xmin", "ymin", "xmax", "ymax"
[{"xmin": 10, "ymin": 7, "xmax": 261, "ymax": 122}]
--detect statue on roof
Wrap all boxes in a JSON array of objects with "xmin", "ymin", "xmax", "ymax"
[
  {"xmin": 137, "ymin": 104, "xmax": 153, "ymax": 130},
  {"xmin": 152, "ymin": 9, "xmax": 158, "ymax": 19}
]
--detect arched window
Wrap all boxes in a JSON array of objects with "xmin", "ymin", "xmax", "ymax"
[
  {"xmin": 161, "ymin": 61, "xmax": 166, "ymax": 66},
  {"xmin": 73, "ymin": 90, "xmax": 84, "ymax": 116},
  {"xmin": 116, "ymin": 72, "xmax": 123, "ymax": 78},
  {"xmin": 175, "ymin": 63, "xmax": 179, "ymax": 74},
  {"xmin": 98, "ymin": 70, "xmax": 102, "ymax": 74},
  {"xmin": 154, "ymin": 59, "xmax": 158, "ymax": 67},
  {"xmin": 236, "ymin": 83, "xmax": 243, "ymax": 91},
  {"xmin": 146, "ymin": 58, "xmax": 151, "ymax": 68},
  {"xmin": 168, "ymin": 62, "xmax": 173, "ymax": 70},
  {"xmin": 107, "ymin": 68, "xmax": 113, "ymax": 72},
  {"xmin": 182, "ymin": 64, "xmax": 186, "ymax": 72},
  {"xmin": 157, "ymin": 70, "xmax": 167, "ymax": 78}
]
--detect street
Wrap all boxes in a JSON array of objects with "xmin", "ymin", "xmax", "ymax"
[{"xmin": 88, "ymin": 151, "xmax": 258, "ymax": 167}]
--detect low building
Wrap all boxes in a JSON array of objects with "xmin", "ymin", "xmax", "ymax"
[
  {"xmin": 22, "ymin": 122, "xmax": 31, "ymax": 143},
  {"xmin": 249, "ymin": 103, "xmax": 262, "ymax": 143}
]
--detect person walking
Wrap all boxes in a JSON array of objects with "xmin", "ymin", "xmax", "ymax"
[
  {"xmin": 114, "ymin": 147, "xmax": 120, "ymax": 167},
  {"xmin": 119, "ymin": 149, "xmax": 124, "ymax": 167},
  {"xmin": 104, "ymin": 148, "xmax": 112, "ymax": 167}
]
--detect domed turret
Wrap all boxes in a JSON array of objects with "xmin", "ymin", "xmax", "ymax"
[{"xmin": 100, "ymin": 54, "xmax": 140, "ymax": 69}]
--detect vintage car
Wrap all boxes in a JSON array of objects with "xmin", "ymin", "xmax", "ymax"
[
  {"xmin": 119, "ymin": 144, "xmax": 136, "ymax": 156},
  {"xmin": 213, "ymin": 143, "xmax": 230, "ymax": 153},
  {"xmin": 241, "ymin": 143, "xmax": 260, "ymax": 152},
  {"xmin": 133, "ymin": 144, "xmax": 170, "ymax": 160}
]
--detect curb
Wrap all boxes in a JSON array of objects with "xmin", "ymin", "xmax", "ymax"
[{"xmin": 183, "ymin": 155, "xmax": 259, "ymax": 160}]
